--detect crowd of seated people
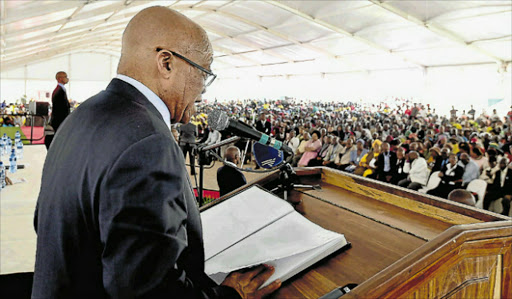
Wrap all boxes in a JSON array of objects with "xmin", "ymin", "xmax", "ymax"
[
  {"xmin": 191, "ymin": 98, "xmax": 512, "ymax": 215},
  {"xmin": 1, "ymin": 101, "xmax": 28, "ymax": 127}
]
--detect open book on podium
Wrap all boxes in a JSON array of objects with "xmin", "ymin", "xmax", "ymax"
[{"xmin": 201, "ymin": 186, "xmax": 350, "ymax": 288}]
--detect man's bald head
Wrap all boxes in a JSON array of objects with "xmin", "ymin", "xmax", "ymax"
[
  {"xmin": 118, "ymin": 6, "xmax": 213, "ymax": 124},
  {"xmin": 121, "ymin": 8, "xmax": 210, "ymax": 61},
  {"xmin": 55, "ymin": 71, "xmax": 68, "ymax": 84},
  {"xmin": 225, "ymin": 146, "xmax": 241, "ymax": 164},
  {"xmin": 448, "ymin": 189, "xmax": 476, "ymax": 206}
]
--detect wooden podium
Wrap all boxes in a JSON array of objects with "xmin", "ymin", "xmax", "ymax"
[{"xmin": 201, "ymin": 167, "xmax": 512, "ymax": 299}]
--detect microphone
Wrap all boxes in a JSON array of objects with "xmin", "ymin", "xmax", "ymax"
[{"xmin": 208, "ymin": 110, "xmax": 293, "ymax": 154}]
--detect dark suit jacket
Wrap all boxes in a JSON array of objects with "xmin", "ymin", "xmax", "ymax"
[
  {"xmin": 50, "ymin": 85, "xmax": 70, "ymax": 131},
  {"xmin": 33, "ymin": 79, "xmax": 239, "ymax": 299},
  {"xmin": 488, "ymin": 168, "xmax": 512, "ymax": 197},
  {"xmin": 440, "ymin": 163, "xmax": 464, "ymax": 184},
  {"xmin": 217, "ymin": 165, "xmax": 247, "ymax": 197},
  {"xmin": 179, "ymin": 122, "xmax": 198, "ymax": 146},
  {"xmin": 391, "ymin": 158, "xmax": 407, "ymax": 183},
  {"xmin": 255, "ymin": 120, "xmax": 271, "ymax": 135},
  {"xmin": 430, "ymin": 156, "xmax": 444, "ymax": 173},
  {"xmin": 376, "ymin": 151, "xmax": 397, "ymax": 178}
]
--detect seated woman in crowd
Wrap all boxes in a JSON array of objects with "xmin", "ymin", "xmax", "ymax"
[
  {"xmin": 292, "ymin": 132, "xmax": 310, "ymax": 167},
  {"xmin": 298, "ymin": 130, "xmax": 322, "ymax": 167},
  {"xmin": 470, "ymin": 146, "xmax": 488, "ymax": 172},
  {"xmin": 427, "ymin": 147, "xmax": 442, "ymax": 171},
  {"xmin": 355, "ymin": 139, "xmax": 381, "ymax": 177}
]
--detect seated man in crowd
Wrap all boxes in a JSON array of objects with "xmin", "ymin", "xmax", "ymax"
[
  {"xmin": 391, "ymin": 147, "xmax": 407, "ymax": 184},
  {"xmin": 460, "ymin": 153, "xmax": 480, "ymax": 187},
  {"xmin": 345, "ymin": 139, "xmax": 367, "ymax": 173},
  {"xmin": 428, "ymin": 153, "xmax": 464, "ymax": 199},
  {"xmin": 432, "ymin": 147, "xmax": 450, "ymax": 173},
  {"xmin": 375, "ymin": 142, "xmax": 396, "ymax": 182},
  {"xmin": 398, "ymin": 151, "xmax": 429, "ymax": 191},
  {"xmin": 322, "ymin": 136, "xmax": 340, "ymax": 167},
  {"xmin": 484, "ymin": 157, "xmax": 512, "ymax": 215},
  {"xmin": 479, "ymin": 155, "xmax": 497, "ymax": 183},
  {"xmin": 448, "ymin": 189, "xmax": 476, "ymax": 207},
  {"xmin": 217, "ymin": 146, "xmax": 247, "ymax": 197},
  {"xmin": 329, "ymin": 138, "xmax": 354, "ymax": 170},
  {"xmin": 284, "ymin": 130, "xmax": 300, "ymax": 154},
  {"xmin": 308, "ymin": 135, "xmax": 333, "ymax": 166}
]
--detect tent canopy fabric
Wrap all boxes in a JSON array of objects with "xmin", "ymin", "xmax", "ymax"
[{"xmin": 1, "ymin": 0, "xmax": 511, "ymax": 79}]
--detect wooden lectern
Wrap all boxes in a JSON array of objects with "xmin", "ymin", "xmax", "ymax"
[{"xmin": 201, "ymin": 167, "xmax": 512, "ymax": 299}]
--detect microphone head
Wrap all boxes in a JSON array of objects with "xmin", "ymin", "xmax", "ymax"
[
  {"xmin": 208, "ymin": 110, "xmax": 229, "ymax": 131},
  {"xmin": 253, "ymin": 142, "xmax": 284, "ymax": 169}
]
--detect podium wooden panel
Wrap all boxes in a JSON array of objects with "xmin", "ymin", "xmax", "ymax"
[{"xmin": 201, "ymin": 167, "xmax": 512, "ymax": 299}]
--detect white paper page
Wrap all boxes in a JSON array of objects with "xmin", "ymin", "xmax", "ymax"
[
  {"xmin": 209, "ymin": 236, "xmax": 347, "ymax": 287},
  {"xmin": 205, "ymin": 212, "xmax": 343, "ymax": 275},
  {"xmin": 201, "ymin": 186, "xmax": 294, "ymax": 260}
]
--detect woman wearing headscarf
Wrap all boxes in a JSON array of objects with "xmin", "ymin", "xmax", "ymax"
[{"xmin": 355, "ymin": 139, "xmax": 381, "ymax": 177}]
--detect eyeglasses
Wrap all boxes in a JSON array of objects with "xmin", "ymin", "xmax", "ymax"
[{"xmin": 156, "ymin": 48, "xmax": 216, "ymax": 88}]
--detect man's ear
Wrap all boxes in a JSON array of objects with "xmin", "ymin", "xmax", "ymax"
[{"xmin": 156, "ymin": 50, "xmax": 173, "ymax": 78}]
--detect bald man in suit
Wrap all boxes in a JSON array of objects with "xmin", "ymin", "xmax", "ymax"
[{"xmin": 33, "ymin": 6, "xmax": 279, "ymax": 299}]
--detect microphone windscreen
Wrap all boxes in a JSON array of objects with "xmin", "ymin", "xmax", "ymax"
[
  {"xmin": 208, "ymin": 110, "xmax": 229, "ymax": 131},
  {"xmin": 253, "ymin": 142, "xmax": 283, "ymax": 169}
]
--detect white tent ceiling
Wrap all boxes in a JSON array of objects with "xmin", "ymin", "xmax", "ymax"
[{"xmin": 1, "ymin": 0, "xmax": 511, "ymax": 79}]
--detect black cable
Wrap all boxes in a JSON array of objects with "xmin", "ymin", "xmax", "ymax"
[{"xmin": 210, "ymin": 150, "xmax": 294, "ymax": 174}]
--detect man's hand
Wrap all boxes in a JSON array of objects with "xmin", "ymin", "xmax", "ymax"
[{"xmin": 221, "ymin": 264, "xmax": 281, "ymax": 299}]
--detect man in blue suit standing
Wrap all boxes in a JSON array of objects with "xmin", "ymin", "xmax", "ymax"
[{"xmin": 32, "ymin": 6, "xmax": 280, "ymax": 299}]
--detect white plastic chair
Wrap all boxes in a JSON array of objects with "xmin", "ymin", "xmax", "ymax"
[
  {"xmin": 419, "ymin": 171, "xmax": 441, "ymax": 193},
  {"xmin": 488, "ymin": 198, "xmax": 503, "ymax": 214},
  {"xmin": 466, "ymin": 179, "xmax": 487, "ymax": 209}
]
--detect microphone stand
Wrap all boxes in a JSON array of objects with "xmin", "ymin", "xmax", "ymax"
[
  {"xmin": 196, "ymin": 136, "xmax": 240, "ymax": 206},
  {"xmin": 270, "ymin": 163, "xmax": 321, "ymax": 202}
]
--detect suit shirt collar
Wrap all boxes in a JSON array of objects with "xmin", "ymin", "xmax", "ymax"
[
  {"xmin": 58, "ymin": 83, "xmax": 66, "ymax": 92},
  {"xmin": 116, "ymin": 74, "xmax": 171, "ymax": 130},
  {"xmin": 224, "ymin": 161, "xmax": 238, "ymax": 168}
]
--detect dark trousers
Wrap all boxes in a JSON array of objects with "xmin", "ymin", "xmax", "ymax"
[
  {"xmin": 502, "ymin": 197, "xmax": 511, "ymax": 216},
  {"xmin": 398, "ymin": 179, "xmax": 423, "ymax": 191},
  {"xmin": 308, "ymin": 157, "xmax": 325, "ymax": 167},
  {"xmin": 427, "ymin": 182, "xmax": 460, "ymax": 199},
  {"xmin": 44, "ymin": 135, "xmax": 53, "ymax": 150},
  {"xmin": 484, "ymin": 187, "xmax": 511, "ymax": 216},
  {"xmin": 377, "ymin": 171, "xmax": 393, "ymax": 183},
  {"xmin": 180, "ymin": 143, "xmax": 196, "ymax": 175}
]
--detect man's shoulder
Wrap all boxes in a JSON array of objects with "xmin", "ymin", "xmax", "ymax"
[
  {"xmin": 66, "ymin": 88, "xmax": 170, "ymax": 144},
  {"xmin": 217, "ymin": 165, "xmax": 239, "ymax": 175}
]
